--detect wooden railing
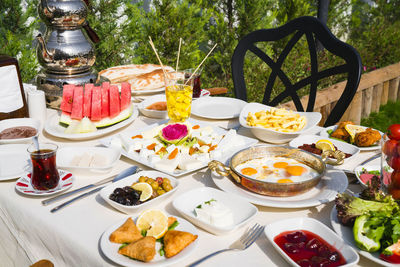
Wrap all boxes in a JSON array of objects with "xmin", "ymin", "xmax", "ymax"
[{"xmin": 281, "ymin": 62, "xmax": 400, "ymax": 126}]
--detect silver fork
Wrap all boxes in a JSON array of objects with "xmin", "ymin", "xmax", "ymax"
[{"xmin": 188, "ymin": 223, "xmax": 265, "ymax": 267}]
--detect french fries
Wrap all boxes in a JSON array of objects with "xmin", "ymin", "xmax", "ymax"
[{"xmin": 246, "ymin": 108, "xmax": 306, "ymax": 132}]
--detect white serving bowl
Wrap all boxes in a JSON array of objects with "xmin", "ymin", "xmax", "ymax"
[
  {"xmin": 264, "ymin": 217, "xmax": 359, "ymax": 267},
  {"xmin": 138, "ymin": 94, "xmax": 168, "ymax": 119},
  {"xmin": 100, "ymin": 170, "xmax": 179, "ymax": 214},
  {"xmin": 289, "ymin": 134, "xmax": 360, "ymax": 164},
  {"xmin": 56, "ymin": 146, "xmax": 121, "ymax": 175},
  {"xmin": 239, "ymin": 102, "xmax": 321, "ymax": 144},
  {"xmin": 354, "ymin": 164, "xmax": 390, "ymax": 188},
  {"xmin": 172, "ymin": 187, "xmax": 258, "ymax": 235},
  {"xmin": 0, "ymin": 118, "xmax": 40, "ymax": 144}
]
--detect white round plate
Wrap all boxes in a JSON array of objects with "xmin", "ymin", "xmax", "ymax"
[
  {"xmin": 15, "ymin": 169, "xmax": 74, "ymax": 196},
  {"xmin": 44, "ymin": 107, "xmax": 138, "ymax": 141},
  {"xmin": 191, "ymin": 97, "xmax": 247, "ymax": 119},
  {"xmin": 100, "ymin": 215, "xmax": 198, "ymax": 267},
  {"xmin": 330, "ymin": 207, "xmax": 396, "ymax": 266},
  {"xmin": 320, "ymin": 126, "xmax": 382, "ymax": 151},
  {"xmin": 0, "ymin": 118, "xmax": 40, "ymax": 144},
  {"xmin": 133, "ymin": 87, "xmax": 166, "ymax": 95},
  {"xmin": 211, "ymin": 167, "xmax": 348, "ymax": 208},
  {"xmin": 0, "ymin": 144, "xmax": 31, "ymax": 181}
]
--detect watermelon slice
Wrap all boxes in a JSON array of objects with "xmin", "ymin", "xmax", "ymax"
[
  {"xmin": 83, "ymin": 84, "xmax": 94, "ymax": 118},
  {"xmin": 70, "ymin": 86, "xmax": 83, "ymax": 120},
  {"xmin": 101, "ymin": 82, "xmax": 110, "ymax": 118},
  {"xmin": 60, "ymin": 84, "xmax": 75, "ymax": 112},
  {"xmin": 91, "ymin": 86, "xmax": 102, "ymax": 121},
  {"xmin": 120, "ymin": 82, "xmax": 131, "ymax": 110},
  {"xmin": 109, "ymin": 85, "xmax": 121, "ymax": 118}
]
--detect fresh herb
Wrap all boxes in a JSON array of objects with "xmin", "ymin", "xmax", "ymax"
[
  {"xmin": 361, "ymin": 168, "xmax": 381, "ymax": 175},
  {"xmin": 168, "ymin": 221, "xmax": 179, "ymax": 231},
  {"xmin": 196, "ymin": 204, "xmax": 202, "ymax": 209},
  {"xmin": 141, "ymin": 229, "xmax": 147, "ymax": 237},
  {"xmin": 327, "ymin": 129, "xmax": 333, "ymax": 135},
  {"xmin": 119, "ymin": 243, "xmax": 129, "ymax": 250},
  {"xmin": 159, "ymin": 247, "xmax": 165, "ymax": 256},
  {"xmin": 205, "ymin": 198, "xmax": 216, "ymax": 205}
]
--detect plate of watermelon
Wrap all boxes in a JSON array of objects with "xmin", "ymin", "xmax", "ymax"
[{"xmin": 44, "ymin": 82, "xmax": 138, "ymax": 140}]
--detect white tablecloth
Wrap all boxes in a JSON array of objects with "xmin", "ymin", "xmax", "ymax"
[{"xmin": 0, "ymin": 109, "xmax": 382, "ymax": 267}]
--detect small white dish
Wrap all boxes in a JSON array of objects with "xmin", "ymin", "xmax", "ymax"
[
  {"xmin": 172, "ymin": 187, "xmax": 258, "ymax": 235},
  {"xmin": 265, "ymin": 217, "xmax": 359, "ymax": 267},
  {"xmin": 320, "ymin": 125, "xmax": 383, "ymax": 151},
  {"xmin": 330, "ymin": 207, "xmax": 395, "ymax": 266},
  {"xmin": 44, "ymin": 107, "xmax": 138, "ymax": 141},
  {"xmin": 239, "ymin": 102, "xmax": 322, "ymax": 144},
  {"xmin": 0, "ymin": 118, "xmax": 40, "ymax": 144},
  {"xmin": 191, "ymin": 97, "xmax": 247, "ymax": 119},
  {"xmin": 56, "ymin": 146, "xmax": 121, "ymax": 175},
  {"xmin": 289, "ymin": 134, "xmax": 360, "ymax": 164},
  {"xmin": 354, "ymin": 165, "xmax": 390, "ymax": 188},
  {"xmin": 0, "ymin": 144, "xmax": 31, "ymax": 181},
  {"xmin": 100, "ymin": 215, "xmax": 198, "ymax": 267},
  {"xmin": 15, "ymin": 169, "xmax": 74, "ymax": 196},
  {"xmin": 138, "ymin": 95, "xmax": 167, "ymax": 119},
  {"xmin": 100, "ymin": 170, "xmax": 179, "ymax": 214}
]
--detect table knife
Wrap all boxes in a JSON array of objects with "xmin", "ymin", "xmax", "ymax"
[
  {"xmin": 50, "ymin": 166, "xmax": 140, "ymax": 213},
  {"xmin": 360, "ymin": 153, "xmax": 381, "ymax": 166},
  {"xmin": 42, "ymin": 166, "xmax": 138, "ymax": 206}
]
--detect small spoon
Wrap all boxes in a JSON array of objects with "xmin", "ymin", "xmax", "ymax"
[{"xmin": 32, "ymin": 136, "xmax": 40, "ymax": 151}]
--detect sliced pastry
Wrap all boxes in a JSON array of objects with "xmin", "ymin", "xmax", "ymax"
[
  {"xmin": 109, "ymin": 218, "xmax": 142, "ymax": 244},
  {"xmin": 118, "ymin": 236, "xmax": 156, "ymax": 262},
  {"xmin": 164, "ymin": 230, "xmax": 198, "ymax": 258}
]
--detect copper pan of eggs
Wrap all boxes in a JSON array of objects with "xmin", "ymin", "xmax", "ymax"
[{"xmin": 208, "ymin": 145, "xmax": 345, "ymax": 197}]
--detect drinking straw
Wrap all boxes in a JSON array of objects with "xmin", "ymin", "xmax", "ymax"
[
  {"xmin": 148, "ymin": 36, "xmax": 168, "ymax": 77},
  {"xmin": 176, "ymin": 38, "xmax": 182, "ymax": 72},
  {"xmin": 185, "ymin": 43, "xmax": 218, "ymax": 85}
]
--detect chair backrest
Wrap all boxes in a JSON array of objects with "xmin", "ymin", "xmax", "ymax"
[{"xmin": 231, "ymin": 16, "xmax": 362, "ymax": 127}]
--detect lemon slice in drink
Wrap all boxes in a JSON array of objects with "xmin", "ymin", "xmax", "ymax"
[
  {"xmin": 132, "ymin": 182, "xmax": 153, "ymax": 201},
  {"xmin": 136, "ymin": 209, "xmax": 168, "ymax": 239},
  {"xmin": 316, "ymin": 139, "xmax": 335, "ymax": 151},
  {"xmin": 344, "ymin": 124, "xmax": 365, "ymax": 143}
]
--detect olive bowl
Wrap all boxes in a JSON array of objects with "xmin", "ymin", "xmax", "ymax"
[{"xmin": 208, "ymin": 145, "xmax": 327, "ymax": 197}]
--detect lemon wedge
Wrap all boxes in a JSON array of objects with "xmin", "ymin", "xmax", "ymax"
[
  {"xmin": 315, "ymin": 139, "xmax": 335, "ymax": 151},
  {"xmin": 344, "ymin": 124, "xmax": 365, "ymax": 143},
  {"xmin": 136, "ymin": 209, "xmax": 168, "ymax": 239},
  {"xmin": 132, "ymin": 182, "xmax": 153, "ymax": 201}
]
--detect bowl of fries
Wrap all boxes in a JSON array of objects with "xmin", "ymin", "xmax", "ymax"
[{"xmin": 239, "ymin": 103, "xmax": 321, "ymax": 144}]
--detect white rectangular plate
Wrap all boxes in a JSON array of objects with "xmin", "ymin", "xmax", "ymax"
[{"xmin": 102, "ymin": 118, "xmax": 258, "ymax": 176}]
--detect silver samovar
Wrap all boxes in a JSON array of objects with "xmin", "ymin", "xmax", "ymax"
[{"xmin": 36, "ymin": 0, "xmax": 99, "ymax": 108}]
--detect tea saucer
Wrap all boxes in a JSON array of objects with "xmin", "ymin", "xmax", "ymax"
[{"xmin": 15, "ymin": 169, "xmax": 74, "ymax": 196}]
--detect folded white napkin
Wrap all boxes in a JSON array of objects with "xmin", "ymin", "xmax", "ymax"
[{"xmin": 0, "ymin": 65, "xmax": 24, "ymax": 113}]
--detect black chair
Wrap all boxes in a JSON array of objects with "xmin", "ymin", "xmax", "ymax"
[{"xmin": 231, "ymin": 16, "xmax": 362, "ymax": 127}]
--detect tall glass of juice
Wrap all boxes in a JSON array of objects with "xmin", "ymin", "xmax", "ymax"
[
  {"xmin": 27, "ymin": 143, "xmax": 60, "ymax": 190},
  {"xmin": 164, "ymin": 70, "xmax": 194, "ymax": 122}
]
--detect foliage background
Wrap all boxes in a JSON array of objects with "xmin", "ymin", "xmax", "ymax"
[{"xmin": 1, "ymin": 0, "xmax": 400, "ymax": 103}]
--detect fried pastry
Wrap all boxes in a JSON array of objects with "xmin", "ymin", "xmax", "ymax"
[
  {"xmin": 164, "ymin": 230, "xmax": 198, "ymax": 258},
  {"xmin": 168, "ymin": 216, "xmax": 177, "ymax": 228},
  {"xmin": 118, "ymin": 236, "xmax": 156, "ymax": 262},
  {"xmin": 109, "ymin": 218, "xmax": 142, "ymax": 244},
  {"xmin": 355, "ymin": 128, "xmax": 381, "ymax": 147}
]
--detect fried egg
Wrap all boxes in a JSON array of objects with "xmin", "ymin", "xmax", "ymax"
[{"xmin": 236, "ymin": 156, "xmax": 318, "ymax": 183}]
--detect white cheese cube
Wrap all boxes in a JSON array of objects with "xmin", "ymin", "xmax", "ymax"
[
  {"xmin": 148, "ymin": 154, "xmax": 162, "ymax": 165},
  {"xmin": 166, "ymin": 144, "xmax": 177, "ymax": 154},
  {"xmin": 180, "ymin": 146, "xmax": 189, "ymax": 155},
  {"xmin": 200, "ymin": 126, "xmax": 213, "ymax": 136},
  {"xmin": 198, "ymin": 135, "xmax": 212, "ymax": 145},
  {"xmin": 178, "ymin": 154, "xmax": 203, "ymax": 170},
  {"xmin": 142, "ymin": 125, "xmax": 163, "ymax": 139},
  {"xmin": 154, "ymin": 152, "xmax": 180, "ymax": 173},
  {"xmin": 199, "ymin": 145, "xmax": 209, "ymax": 153},
  {"xmin": 192, "ymin": 143, "xmax": 200, "ymax": 149},
  {"xmin": 139, "ymin": 148, "xmax": 153, "ymax": 160},
  {"xmin": 195, "ymin": 153, "xmax": 210, "ymax": 163},
  {"xmin": 191, "ymin": 131, "xmax": 201, "ymax": 139}
]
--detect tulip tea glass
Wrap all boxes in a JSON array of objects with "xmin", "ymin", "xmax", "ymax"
[
  {"xmin": 164, "ymin": 70, "xmax": 194, "ymax": 122},
  {"xmin": 27, "ymin": 143, "xmax": 60, "ymax": 190}
]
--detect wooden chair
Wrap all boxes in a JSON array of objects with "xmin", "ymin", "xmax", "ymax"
[{"xmin": 231, "ymin": 16, "xmax": 362, "ymax": 127}]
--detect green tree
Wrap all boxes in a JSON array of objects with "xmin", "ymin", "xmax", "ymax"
[{"xmin": 0, "ymin": 0, "xmax": 40, "ymax": 83}]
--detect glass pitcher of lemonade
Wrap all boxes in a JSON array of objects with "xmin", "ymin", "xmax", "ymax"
[{"xmin": 164, "ymin": 70, "xmax": 194, "ymax": 122}]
